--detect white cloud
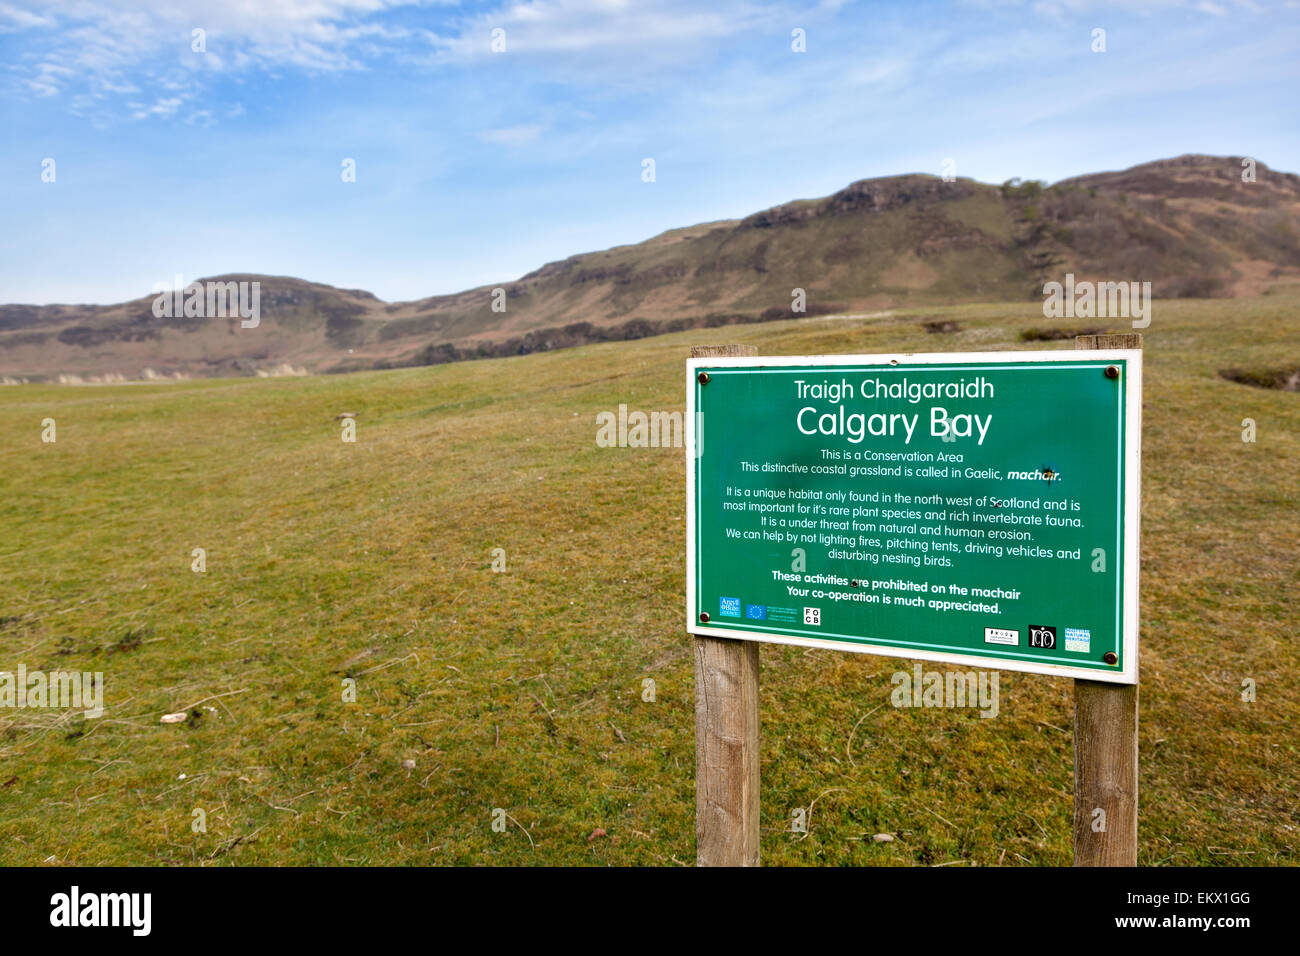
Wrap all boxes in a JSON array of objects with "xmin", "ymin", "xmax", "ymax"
[
  {"xmin": 477, "ymin": 123, "xmax": 545, "ymax": 146},
  {"xmin": 129, "ymin": 95, "xmax": 183, "ymax": 119},
  {"xmin": 429, "ymin": 0, "xmax": 786, "ymax": 63},
  {"xmin": 0, "ymin": 1, "xmax": 53, "ymax": 30},
  {"xmin": 2, "ymin": 0, "xmax": 433, "ymax": 106},
  {"xmin": 8, "ymin": 0, "xmax": 1282, "ymax": 126},
  {"xmin": 5, "ymin": 0, "xmax": 816, "ymax": 116}
]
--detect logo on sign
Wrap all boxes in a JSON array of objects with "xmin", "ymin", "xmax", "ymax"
[
  {"xmin": 984, "ymin": 627, "xmax": 1019, "ymax": 646},
  {"xmin": 719, "ymin": 597, "xmax": 741, "ymax": 618},
  {"xmin": 745, "ymin": 604, "xmax": 767, "ymax": 621},
  {"xmin": 1064, "ymin": 627, "xmax": 1091, "ymax": 652},
  {"xmin": 1028, "ymin": 624, "xmax": 1057, "ymax": 649}
]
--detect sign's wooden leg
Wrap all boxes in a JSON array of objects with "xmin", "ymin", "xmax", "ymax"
[
  {"xmin": 1073, "ymin": 332, "xmax": 1141, "ymax": 866},
  {"xmin": 1074, "ymin": 679, "xmax": 1139, "ymax": 865},
  {"xmin": 694, "ymin": 635, "xmax": 761, "ymax": 867},
  {"xmin": 690, "ymin": 343, "xmax": 761, "ymax": 867}
]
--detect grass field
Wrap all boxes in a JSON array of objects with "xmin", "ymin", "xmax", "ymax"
[{"xmin": 1, "ymin": 292, "xmax": 1297, "ymax": 866}]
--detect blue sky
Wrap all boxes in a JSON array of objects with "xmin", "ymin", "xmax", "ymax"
[{"xmin": 2, "ymin": 0, "xmax": 1296, "ymax": 305}]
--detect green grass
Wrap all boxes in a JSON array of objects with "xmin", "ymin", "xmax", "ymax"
[{"xmin": 1, "ymin": 293, "xmax": 1297, "ymax": 866}]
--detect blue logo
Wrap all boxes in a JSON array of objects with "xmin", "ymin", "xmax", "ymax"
[
  {"xmin": 1064, "ymin": 627, "xmax": 1091, "ymax": 653},
  {"xmin": 745, "ymin": 604, "xmax": 767, "ymax": 621},
  {"xmin": 719, "ymin": 597, "xmax": 741, "ymax": 618}
]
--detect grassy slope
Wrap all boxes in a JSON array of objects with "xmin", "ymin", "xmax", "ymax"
[{"xmin": 0, "ymin": 292, "xmax": 1296, "ymax": 866}]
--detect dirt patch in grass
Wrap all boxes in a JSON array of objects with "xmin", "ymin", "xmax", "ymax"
[
  {"xmin": 921, "ymin": 319, "xmax": 961, "ymax": 334},
  {"xmin": 1219, "ymin": 366, "xmax": 1300, "ymax": 391},
  {"xmin": 106, "ymin": 628, "xmax": 151, "ymax": 655},
  {"xmin": 1018, "ymin": 327, "xmax": 1103, "ymax": 342}
]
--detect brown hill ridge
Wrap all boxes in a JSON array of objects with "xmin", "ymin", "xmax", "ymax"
[{"xmin": 3, "ymin": 154, "xmax": 1297, "ymax": 382}]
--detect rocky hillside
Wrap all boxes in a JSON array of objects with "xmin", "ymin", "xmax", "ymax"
[{"xmin": 3, "ymin": 154, "xmax": 1296, "ymax": 382}]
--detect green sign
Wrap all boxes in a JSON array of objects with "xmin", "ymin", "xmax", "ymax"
[{"xmin": 686, "ymin": 351, "xmax": 1141, "ymax": 683}]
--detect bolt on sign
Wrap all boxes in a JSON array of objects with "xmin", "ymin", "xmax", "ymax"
[{"xmin": 686, "ymin": 351, "xmax": 1141, "ymax": 683}]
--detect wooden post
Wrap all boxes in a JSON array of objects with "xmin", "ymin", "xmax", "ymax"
[
  {"xmin": 1073, "ymin": 332, "xmax": 1141, "ymax": 866},
  {"xmin": 692, "ymin": 343, "xmax": 761, "ymax": 867}
]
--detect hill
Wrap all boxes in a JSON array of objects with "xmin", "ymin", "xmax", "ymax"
[
  {"xmin": 0, "ymin": 291, "xmax": 1296, "ymax": 864},
  {"xmin": 2, "ymin": 154, "xmax": 1298, "ymax": 382}
]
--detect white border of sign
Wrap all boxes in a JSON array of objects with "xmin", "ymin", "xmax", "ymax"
[{"xmin": 686, "ymin": 349, "xmax": 1141, "ymax": 685}]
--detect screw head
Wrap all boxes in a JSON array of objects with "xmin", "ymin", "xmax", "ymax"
[
  {"xmin": 1105, "ymin": 365, "xmax": 1120, "ymax": 379},
  {"xmin": 850, "ymin": 580, "xmax": 858, "ymax": 587},
  {"xmin": 1103, "ymin": 652, "xmax": 1118, "ymax": 665},
  {"xmin": 697, "ymin": 371, "xmax": 711, "ymax": 384},
  {"xmin": 699, "ymin": 612, "xmax": 710, "ymax": 623}
]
